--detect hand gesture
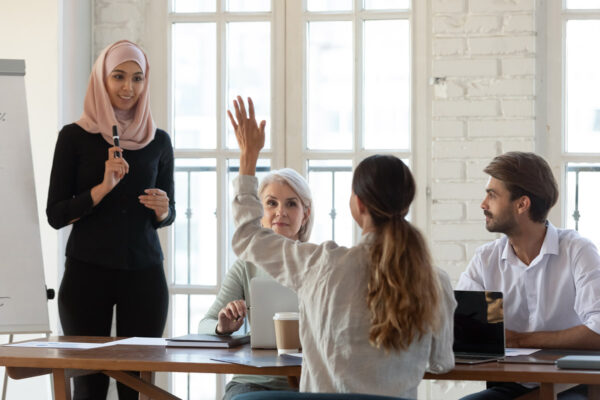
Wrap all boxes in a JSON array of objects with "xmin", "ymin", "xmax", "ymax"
[
  {"xmin": 139, "ymin": 188, "xmax": 170, "ymax": 222},
  {"xmin": 103, "ymin": 147, "xmax": 129, "ymax": 190},
  {"xmin": 227, "ymin": 96, "xmax": 265, "ymax": 175},
  {"xmin": 216, "ymin": 299, "xmax": 247, "ymax": 335}
]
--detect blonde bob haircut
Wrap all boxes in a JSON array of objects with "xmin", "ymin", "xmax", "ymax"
[{"xmin": 258, "ymin": 168, "xmax": 314, "ymax": 242}]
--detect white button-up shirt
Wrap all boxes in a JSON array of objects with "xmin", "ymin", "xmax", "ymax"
[{"xmin": 457, "ymin": 222, "xmax": 600, "ymax": 335}]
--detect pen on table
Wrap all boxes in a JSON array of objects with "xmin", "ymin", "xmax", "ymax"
[{"xmin": 112, "ymin": 125, "xmax": 121, "ymax": 158}]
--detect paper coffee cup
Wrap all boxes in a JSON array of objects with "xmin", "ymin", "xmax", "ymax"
[{"xmin": 273, "ymin": 312, "xmax": 300, "ymax": 355}]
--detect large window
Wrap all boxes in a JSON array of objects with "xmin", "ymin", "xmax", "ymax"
[
  {"xmin": 548, "ymin": 1, "xmax": 600, "ymax": 248},
  {"xmin": 149, "ymin": 0, "xmax": 423, "ymax": 398}
]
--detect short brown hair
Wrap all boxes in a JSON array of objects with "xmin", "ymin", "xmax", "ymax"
[{"xmin": 484, "ymin": 152, "xmax": 558, "ymax": 223}]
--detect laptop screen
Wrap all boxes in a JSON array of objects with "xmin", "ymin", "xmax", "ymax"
[{"xmin": 453, "ymin": 290, "xmax": 505, "ymax": 356}]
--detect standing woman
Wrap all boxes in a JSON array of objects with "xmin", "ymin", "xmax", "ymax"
[{"xmin": 46, "ymin": 40, "xmax": 175, "ymax": 400}]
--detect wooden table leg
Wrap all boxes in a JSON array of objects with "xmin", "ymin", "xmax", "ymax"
[
  {"xmin": 538, "ymin": 383, "xmax": 557, "ymax": 400},
  {"xmin": 52, "ymin": 369, "xmax": 71, "ymax": 400},
  {"xmin": 103, "ymin": 370, "xmax": 180, "ymax": 400},
  {"xmin": 139, "ymin": 371, "xmax": 153, "ymax": 400}
]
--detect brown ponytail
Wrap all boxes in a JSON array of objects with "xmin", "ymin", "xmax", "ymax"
[{"xmin": 353, "ymin": 155, "xmax": 440, "ymax": 351}]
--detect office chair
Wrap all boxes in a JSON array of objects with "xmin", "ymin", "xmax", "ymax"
[{"xmin": 232, "ymin": 392, "xmax": 407, "ymax": 400}]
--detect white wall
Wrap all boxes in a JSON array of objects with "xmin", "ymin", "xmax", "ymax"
[{"xmin": 0, "ymin": 1, "xmax": 60, "ymax": 398}]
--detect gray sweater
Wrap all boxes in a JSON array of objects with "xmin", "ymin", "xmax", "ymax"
[{"xmin": 198, "ymin": 259, "xmax": 291, "ymax": 390}]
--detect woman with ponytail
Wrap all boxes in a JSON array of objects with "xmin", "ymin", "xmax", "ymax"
[{"xmin": 228, "ymin": 96, "xmax": 456, "ymax": 398}]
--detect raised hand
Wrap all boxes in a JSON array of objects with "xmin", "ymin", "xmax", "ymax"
[
  {"xmin": 227, "ymin": 96, "xmax": 266, "ymax": 176},
  {"xmin": 216, "ymin": 299, "xmax": 248, "ymax": 335}
]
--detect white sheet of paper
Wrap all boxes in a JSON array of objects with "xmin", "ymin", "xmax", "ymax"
[
  {"xmin": 505, "ymin": 348, "xmax": 540, "ymax": 356},
  {"xmin": 109, "ymin": 337, "xmax": 167, "ymax": 346},
  {"xmin": 5, "ymin": 341, "xmax": 114, "ymax": 349}
]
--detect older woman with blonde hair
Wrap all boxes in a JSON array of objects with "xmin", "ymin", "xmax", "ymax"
[{"xmin": 198, "ymin": 167, "xmax": 313, "ymax": 400}]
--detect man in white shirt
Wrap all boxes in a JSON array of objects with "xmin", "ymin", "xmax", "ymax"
[{"xmin": 457, "ymin": 152, "xmax": 600, "ymax": 400}]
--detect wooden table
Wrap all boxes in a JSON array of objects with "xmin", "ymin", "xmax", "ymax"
[
  {"xmin": 2, "ymin": 337, "xmax": 600, "ymax": 400},
  {"xmin": 424, "ymin": 362, "xmax": 600, "ymax": 400},
  {"xmin": 0, "ymin": 336, "xmax": 300, "ymax": 400}
]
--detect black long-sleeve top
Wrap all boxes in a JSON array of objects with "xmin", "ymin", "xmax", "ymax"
[{"xmin": 46, "ymin": 123, "xmax": 175, "ymax": 270}]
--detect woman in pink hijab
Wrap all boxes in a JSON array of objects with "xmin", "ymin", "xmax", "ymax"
[{"xmin": 46, "ymin": 40, "xmax": 175, "ymax": 400}]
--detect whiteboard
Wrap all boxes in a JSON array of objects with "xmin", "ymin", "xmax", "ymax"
[{"xmin": 0, "ymin": 59, "xmax": 50, "ymax": 334}]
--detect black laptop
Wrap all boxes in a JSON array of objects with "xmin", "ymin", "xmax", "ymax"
[{"xmin": 453, "ymin": 290, "xmax": 505, "ymax": 364}]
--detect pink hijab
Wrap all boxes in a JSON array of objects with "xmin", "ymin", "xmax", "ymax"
[{"xmin": 76, "ymin": 40, "xmax": 156, "ymax": 150}]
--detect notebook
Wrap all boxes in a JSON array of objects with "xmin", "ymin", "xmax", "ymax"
[
  {"xmin": 249, "ymin": 277, "xmax": 299, "ymax": 349},
  {"xmin": 557, "ymin": 355, "xmax": 600, "ymax": 370},
  {"xmin": 453, "ymin": 290, "xmax": 506, "ymax": 364},
  {"xmin": 166, "ymin": 333, "xmax": 250, "ymax": 348}
]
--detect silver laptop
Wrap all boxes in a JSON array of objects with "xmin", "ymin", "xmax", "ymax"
[
  {"xmin": 249, "ymin": 277, "xmax": 299, "ymax": 349},
  {"xmin": 453, "ymin": 290, "xmax": 505, "ymax": 364}
]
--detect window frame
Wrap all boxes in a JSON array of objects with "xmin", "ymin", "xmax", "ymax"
[{"xmin": 545, "ymin": 1, "xmax": 600, "ymax": 227}]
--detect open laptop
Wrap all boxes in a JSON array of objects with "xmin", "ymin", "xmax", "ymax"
[
  {"xmin": 249, "ymin": 277, "xmax": 299, "ymax": 349},
  {"xmin": 453, "ymin": 290, "xmax": 505, "ymax": 364}
]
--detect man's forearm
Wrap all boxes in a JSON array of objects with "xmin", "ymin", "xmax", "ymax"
[{"xmin": 507, "ymin": 325, "xmax": 600, "ymax": 349}]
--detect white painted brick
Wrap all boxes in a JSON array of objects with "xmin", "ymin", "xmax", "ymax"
[
  {"xmin": 468, "ymin": 119, "xmax": 535, "ymax": 138},
  {"xmin": 433, "ymin": 160, "xmax": 465, "ymax": 179},
  {"xmin": 433, "ymin": 59, "xmax": 498, "ymax": 77},
  {"xmin": 502, "ymin": 57, "xmax": 535, "ymax": 76},
  {"xmin": 98, "ymin": 3, "xmax": 140, "ymax": 23},
  {"xmin": 431, "ymin": 222, "xmax": 495, "ymax": 241},
  {"xmin": 433, "ymin": 16, "xmax": 465, "ymax": 33},
  {"xmin": 432, "ymin": 120, "xmax": 465, "ymax": 138},
  {"xmin": 433, "ymin": 38, "xmax": 467, "ymax": 56},
  {"xmin": 433, "ymin": 139, "xmax": 498, "ymax": 158},
  {"xmin": 432, "ymin": 0, "xmax": 466, "ymax": 13},
  {"xmin": 445, "ymin": 81, "xmax": 466, "ymax": 97},
  {"xmin": 432, "ymin": 243, "xmax": 466, "ymax": 261},
  {"xmin": 466, "ymin": 15, "xmax": 503, "ymax": 33},
  {"xmin": 502, "ymin": 99, "xmax": 535, "ymax": 117},
  {"xmin": 432, "ymin": 182, "xmax": 487, "ymax": 200},
  {"xmin": 433, "ymin": 100, "xmax": 498, "ymax": 117},
  {"xmin": 466, "ymin": 159, "xmax": 493, "ymax": 180},
  {"xmin": 432, "ymin": 202, "xmax": 465, "ymax": 220},
  {"xmin": 467, "ymin": 78, "xmax": 534, "ymax": 97},
  {"xmin": 469, "ymin": 0, "xmax": 534, "ymax": 13},
  {"xmin": 500, "ymin": 139, "xmax": 535, "ymax": 153},
  {"xmin": 466, "ymin": 200, "xmax": 485, "ymax": 220},
  {"xmin": 503, "ymin": 14, "xmax": 535, "ymax": 33},
  {"xmin": 469, "ymin": 36, "xmax": 535, "ymax": 55}
]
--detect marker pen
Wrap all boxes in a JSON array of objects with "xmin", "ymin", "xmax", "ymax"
[{"xmin": 112, "ymin": 125, "xmax": 121, "ymax": 158}]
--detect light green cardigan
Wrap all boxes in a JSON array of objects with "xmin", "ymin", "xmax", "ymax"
[{"xmin": 198, "ymin": 259, "xmax": 292, "ymax": 390}]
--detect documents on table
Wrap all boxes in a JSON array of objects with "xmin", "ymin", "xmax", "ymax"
[
  {"xmin": 505, "ymin": 348, "xmax": 540, "ymax": 357},
  {"xmin": 5, "ymin": 341, "xmax": 115, "ymax": 349}
]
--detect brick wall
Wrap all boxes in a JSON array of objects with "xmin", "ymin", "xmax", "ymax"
[
  {"xmin": 93, "ymin": 0, "xmax": 149, "ymax": 58},
  {"xmin": 430, "ymin": 0, "xmax": 536, "ymax": 285}
]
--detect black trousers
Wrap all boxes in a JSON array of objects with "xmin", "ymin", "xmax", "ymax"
[{"xmin": 58, "ymin": 258, "xmax": 169, "ymax": 400}]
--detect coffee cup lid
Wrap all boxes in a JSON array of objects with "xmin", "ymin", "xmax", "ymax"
[{"xmin": 273, "ymin": 312, "xmax": 300, "ymax": 320}]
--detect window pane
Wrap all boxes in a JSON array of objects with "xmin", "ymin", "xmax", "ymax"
[
  {"xmin": 307, "ymin": 21, "xmax": 353, "ymax": 150},
  {"xmin": 364, "ymin": 0, "xmax": 409, "ymax": 9},
  {"xmin": 227, "ymin": 0, "xmax": 271, "ymax": 11},
  {"xmin": 173, "ymin": 0, "xmax": 215, "ymax": 12},
  {"xmin": 307, "ymin": 160, "xmax": 353, "ymax": 247},
  {"xmin": 307, "ymin": 0, "xmax": 352, "ymax": 11},
  {"xmin": 226, "ymin": 159, "xmax": 271, "ymax": 269},
  {"xmin": 174, "ymin": 159, "xmax": 217, "ymax": 286},
  {"xmin": 173, "ymin": 23, "xmax": 217, "ymax": 149},
  {"xmin": 566, "ymin": 20, "xmax": 600, "ymax": 153},
  {"xmin": 566, "ymin": 163, "xmax": 600, "ymax": 248},
  {"xmin": 172, "ymin": 294, "xmax": 216, "ymax": 336},
  {"xmin": 226, "ymin": 22, "xmax": 271, "ymax": 149},
  {"xmin": 364, "ymin": 20, "xmax": 410, "ymax": 150},
  {"xmin": 566, "ymin": 0, "xmax": 600, "ymax": 9}
]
